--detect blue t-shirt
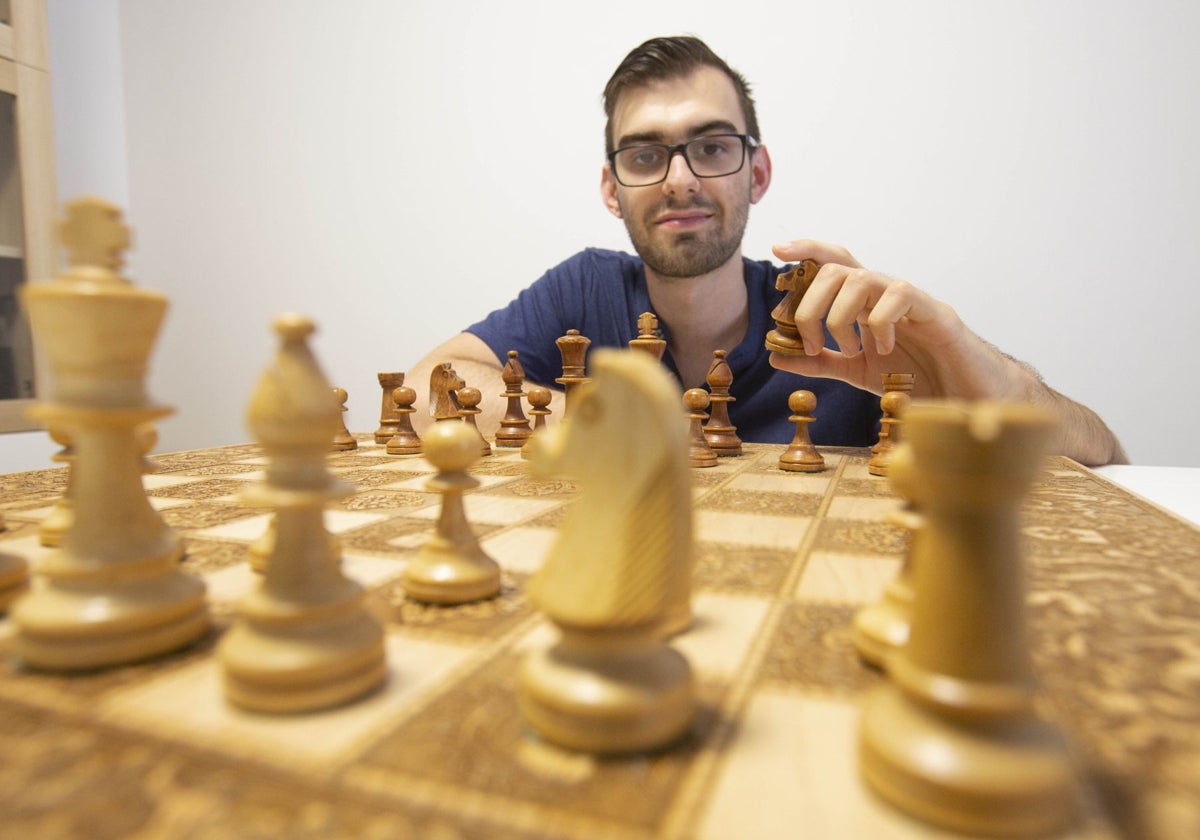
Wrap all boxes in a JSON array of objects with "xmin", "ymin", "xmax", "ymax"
[{"xmin": 466, "ymin": 248, "xmax": 881, "ymax": 446}]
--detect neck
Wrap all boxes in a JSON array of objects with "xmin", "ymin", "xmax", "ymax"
[{"xmin": 645, "ymin": 252, "xmax": 749, "ymax": 388}]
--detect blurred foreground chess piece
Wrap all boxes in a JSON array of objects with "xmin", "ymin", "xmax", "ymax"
[
  {"xmin": 778, "ymin": 390, "xmax": 824, "ymax": 472},
  {"xmin": 11, "ymin": 197, "xmax": 209, "ymax": 669},
  {"xmin": 0, "ymin": 512, "xmax": 28, "ymax": 611},
  {"xmin": 385, "ymin": 386, "xmax": 422, "ymax": 455},
  {"xmin": 375, "ymin": 371, "xmax": 405, "ymax": 443},
  {"xmin": 555, "ymin": 329, "xmax": 591, "ymax": 418},
  {"xmin": 520, "ymin": 385, "xmax": 552, "ymax": 460},
  {"xmin": 764, "ymin": 259, "xmax": 819, "ymax": 355},
  {"xmin": 520, "ymin": 350, "xmax": 695, "ymax": 753},
  {"xmin": 702, "ymin": 350, "xmax": 741, "ymax": 456},
  {"xmin": 683, "ymin": 388, "xmax": 718, "ymax": 468},
  {"xmin": 852, "ymin": 501, "xmax": 921, "ymax": 669},
  {"xmin": 403, "ymin": 421, "xmax": 501, "ymax": 604},
  {"xmin": 37, "ymin": 425, "xmax": 74, "ymax": 546},
  {"xmin": 331, "ymin": 387, "xmax": 358, "ymax": 450},
  {"xmin": 859, "ymin": 401, "xmax": 1076, "ymax": 836},
  {"xmin": 868, "ymin": 388, "xmax": 911, "ymax": 477},
  {"xmin": 628, "ymin": 311, "xmax": 666, "ymax": 360},
  {"xmin": 495, "ymin": 350, "xmax": 531, "ymax": 447},
  {"xmin": 219, "ymin": 314, "xmax": 386, "ymax": 713},
  {"xmin": 456, "ymin": 386, "xmax": 492, "ymax": 456}
]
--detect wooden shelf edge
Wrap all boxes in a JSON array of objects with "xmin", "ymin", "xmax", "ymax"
[{"xmin": 0, "ymin": 398, "xmax": 39, "ymax": 433}]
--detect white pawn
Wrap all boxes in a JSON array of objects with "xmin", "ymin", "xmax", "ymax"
[
  {"xmin": 403, "ymin": 421, "xmax": 501, "ymax": 604},
  {"xmin": 0, "ymin": 512, "xmax": 29, "ymax": 612},
  {"xmin": 218, "ymin": 314, "xmax": 386, "ymax": 713}
]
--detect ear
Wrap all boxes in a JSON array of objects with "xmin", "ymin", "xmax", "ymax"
[
  {"xmin": 749, "ymin": 144, "xmax": 772, "ymax": 205},
  {"xmin": 600, "ymin": 163, "xmax": 623, "ymax": 218}
]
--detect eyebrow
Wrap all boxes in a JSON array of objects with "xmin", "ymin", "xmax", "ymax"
[{"xmin": 615, "ymin": 119, "xmax": 742, "ymax": 149}]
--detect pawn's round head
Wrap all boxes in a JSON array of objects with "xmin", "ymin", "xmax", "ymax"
[
  {"xmin": 683, "ymin": 388, "xmax": 711, "ymax": 411},
  {"xmin": 392, "ymin": 385, "xmax": 417, "ymax": 408},
  {"xmin": 528, "ymin": 385, "xmax": 552, "ymax": 408},
  {"xmin": 788, "ymin": 390, "xmax": 816, "ymax": 414},
  {"xmin": 424, "ymin": 420, "xmax": 481, "ymax": 472},
  {"xmin": 332, "ymin": 387, "xmax": 348, "ymax": 404},
  {"xmin": 881, "ymin": 391, "xmax": 911, "ymax": 417},
  {"xmin": 457, "ymin": 386, "xmax": 482, "ymax": 409}
]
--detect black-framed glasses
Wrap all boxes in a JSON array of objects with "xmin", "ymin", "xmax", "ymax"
[{"xmin": 607, "ymin": 134, "xmax": 759, "ymax": 187}]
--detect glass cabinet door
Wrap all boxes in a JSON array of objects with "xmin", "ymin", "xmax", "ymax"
[{"xmin": 0, "ymin": 0, "xmax": 56, "ymax": 434}]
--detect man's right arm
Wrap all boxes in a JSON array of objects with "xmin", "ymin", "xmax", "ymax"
[{"xmin": 406, "ymin": 332, "xmax": 563, "ymax": 435}]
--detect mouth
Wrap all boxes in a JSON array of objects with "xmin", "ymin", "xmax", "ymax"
[{"xmin": 653, "ymin": 209, "xmax": 714, "ymax": 230}]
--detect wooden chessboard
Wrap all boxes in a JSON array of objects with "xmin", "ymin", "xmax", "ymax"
[{"xmin": 0, "ymin": 438, "xmax": 1196, "ymax": 840}]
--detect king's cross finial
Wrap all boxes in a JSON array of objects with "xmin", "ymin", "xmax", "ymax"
[
  {"xmin": 637, "ymin": 311, "xmax": 659, "ymax": 338},
  {"xmin": 60, "ymin": 197, "xmax": 130, "ymax": 272}
]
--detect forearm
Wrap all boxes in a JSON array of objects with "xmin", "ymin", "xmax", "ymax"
[
  {"xmin": 1007, "ymin": 360, "xmax": 1128, "ymax": 467},
  {"xmin": 914, "ymin": 328, "xmax": 1126, "ymax": 466}
]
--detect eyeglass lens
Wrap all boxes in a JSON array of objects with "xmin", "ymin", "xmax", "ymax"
[{"xmin": 614, "ymin": 135, "xmax": 747, "ymax": 186}]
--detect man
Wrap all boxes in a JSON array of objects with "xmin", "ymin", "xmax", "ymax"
[{"xmin": 409, "ymin": 36, "xmax": 1126, "ymax": 466}]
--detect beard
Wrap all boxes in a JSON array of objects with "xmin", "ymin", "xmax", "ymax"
[{"xmin": 618, "ymin": 190, "xmax": 751, "ymax": 279}]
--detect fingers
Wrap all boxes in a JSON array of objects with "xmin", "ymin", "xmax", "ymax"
[
  {"xmin": 771, "ymin": 239, "xmax": 863, "ymax": 269},
  {"xmin": 794, "ymin": 263, "xmax": 873, "ymax": 356},
  {"xmin": 795, "ymin": 267, "xmax": 936, "ymax": 357},
  {"xmin": 768, "ymin": 348, "xmax": 854, "ymax": 382}
]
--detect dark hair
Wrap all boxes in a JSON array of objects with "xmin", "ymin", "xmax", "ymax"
[{"xmin": 602, "ymin": 36, "xmax": 760, "ymax": 154}]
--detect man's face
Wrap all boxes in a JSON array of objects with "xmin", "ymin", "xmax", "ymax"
[{"xmin": 601, "ymin": 66, "xmax": 770, "ymax": 279}]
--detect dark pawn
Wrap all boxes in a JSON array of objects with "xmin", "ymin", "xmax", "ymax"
[
  {"xmin": 778, "ymin": 390, "xmax": 824, "ymax": 473},
  {"xmin": 386, "ymin": 385, "xmax": 423, "ymax": 455},
  {"xmin": 684, "ymin": 388, "xmax": 718, "ymax": 468},
  {"xmin": 456, "ymin": 386, "xmax": 492, "ymax": 456},
  {"xmin": 331, "ymin": 387, "xmax": 358, "ymax": 451}
]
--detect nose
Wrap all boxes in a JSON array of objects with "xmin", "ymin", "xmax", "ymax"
[{"xmin": 661, "ymin": 148, "xmax": 699, "ymax": 194}]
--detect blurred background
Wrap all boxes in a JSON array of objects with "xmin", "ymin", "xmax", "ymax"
[{"xmin": 4, "ymin": 0, "xmax": 1197, "ymax": 468}]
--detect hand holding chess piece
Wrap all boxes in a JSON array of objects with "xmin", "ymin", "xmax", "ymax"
[
  {"xmin": 858, "ymin": 401, "xmax": 1075, "ymax": 836},
  {"xmin": 520, "ymin": 350, "xmax": 695, "ymax": 753},
  {"xmin": 219, "ymin": 314, "xmax": 386, "ymax": 713},
  {"xmin": 11, "ymin": 197, "xmax": 209, "ymax": 669},
  {"xmin": 403, "ymin": 421, "xmax": 501, "ymax": 604}
]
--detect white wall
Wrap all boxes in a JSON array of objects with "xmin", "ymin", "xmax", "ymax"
[{"xmin": 18, "ymin": 0, "xmax": 1200, "ymax": 468}]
